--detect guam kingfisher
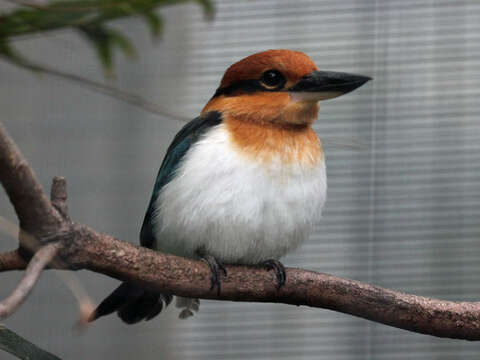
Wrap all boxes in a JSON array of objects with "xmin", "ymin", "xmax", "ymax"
[{"xmin": 89, "ymin": 49, "xmax": 371, "ymax": 323}]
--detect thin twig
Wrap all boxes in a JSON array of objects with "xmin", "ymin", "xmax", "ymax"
[
  {"xmin": 0, "ymin": 243, "xmax": 58, "ymax": 320},
  {"xmin": 48, "ymin": 176, "xmax": 94, "ymax": 327},
  {"xmin": 5, "ymin": 0, "xmax": 117, "ymax": 11},
  {"xmin": 50, "ymin": 176, "xmax": 70, "ymax": 221},
  {"xmin": 0, "ymin": 202, "xmax": 93, "ymax": 324},
  {"xmin": 38, "ymin": 64, "xmax": 190, "ymax": 122},
  {"xmin": 5, "ymin": 0, "xmax": 171, "ymax": 13},
  {"xmin": 4, "ymin": 0, "xmax": 49, "ymax": 8},
  {"xmin": 2, "ymin": 58, "xmax": 189, "ymax": 122}
]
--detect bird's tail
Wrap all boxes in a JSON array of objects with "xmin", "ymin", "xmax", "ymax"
[
  {"xmin": 175, "ymin": 297, "xmax": 200, "ymax": 319},
  {"xmin": 88, "ymin": 282, "xmax": 172, "ymax": 324}
]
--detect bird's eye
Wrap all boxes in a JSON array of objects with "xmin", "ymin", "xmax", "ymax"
[{"xmin": 260, "ymin": 70, "xmax": 286, "ymax": 89}]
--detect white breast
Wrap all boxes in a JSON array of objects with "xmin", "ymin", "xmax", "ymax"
[{"xmin": 152, "ymin": 123, "xmax": 327, "ymax": 264}]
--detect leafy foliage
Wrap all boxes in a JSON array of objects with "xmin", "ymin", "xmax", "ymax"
[
  {"xmin": 0, "ymin": 0, "xmax": 214, "ymax": 71},
  {"xmin": 0, "ymin": 325, "xmax": 61, "ymax": 360}
]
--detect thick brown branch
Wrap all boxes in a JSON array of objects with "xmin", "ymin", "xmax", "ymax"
[
  {"xmin": 0, "ymin": 243, "xmax": 58, "ymax": 319},
  {"xmin": 0, "ymin": 250, "xmax": 26, "ymax": 271},
  {"xmin": 66, "ymin": 228, "xmax": 480, "ymax": 341},
  {"xmin": 0, "ymin": 123, "xmax": 63, "ymax": 238},
  {"xmin": 1, "ymin": 120, "xmax": 480, "ymax": 340}
]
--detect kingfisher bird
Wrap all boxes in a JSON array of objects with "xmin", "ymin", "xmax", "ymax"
[{"xmin": 89, "ymin": 49, "xmax": 370, "ymax": 323}]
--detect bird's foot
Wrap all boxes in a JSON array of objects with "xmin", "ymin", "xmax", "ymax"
[
  {"xmin": 262, "ymin": 259, "xmax": 286, "ymax": 289},
  {"xmin": 196, "ymin": 249, "xmax": 227, "ymax": 295}
]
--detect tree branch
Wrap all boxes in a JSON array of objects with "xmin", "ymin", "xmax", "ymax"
[
  {"xmin": 8, "ymin": 60, "xmax": 190, "ymax": 122},
  {"xmin": 50, "ymin": 176, "xmax": 70, "ymax": 221},
  {"xmin": 0, "ymin": 122, "xmax": 63, "ymax": 239},
  {"xmin": 0, "ymin": 250, "xmax": 27, "ymax": 271},
  {"xmin": 1, "ymin": 120, "xmax": 480, "ymax": 340},
  {"xmin": 0, "ymin": 243, "xmax": 59, "ymax": 320}
]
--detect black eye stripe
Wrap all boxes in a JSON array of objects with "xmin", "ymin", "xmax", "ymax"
[
  {"xmin": 213, "ymin": 80, "xmax": 264, "ymax": 97},
  {"xmin": 213, "ymin": 70, "xmax": 287, "ymax": 97}
]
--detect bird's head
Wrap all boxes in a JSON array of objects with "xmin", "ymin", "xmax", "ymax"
[{"xmin": 202, "ymin": 49, "xmax": 371, "ymax": 128}]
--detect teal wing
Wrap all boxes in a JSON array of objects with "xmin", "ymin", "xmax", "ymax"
[
  {"xmin": 90, "ymin": 112, "xmax": 223, "ymax": 324},
  {"xmin": 140, "ymin": 111, "xmax": 222, "ymax": 248}
]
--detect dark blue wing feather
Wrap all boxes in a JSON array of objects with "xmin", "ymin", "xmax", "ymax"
[{"xmin": 140, "ymin": 111, "xmax": 222, "ymax": 248}]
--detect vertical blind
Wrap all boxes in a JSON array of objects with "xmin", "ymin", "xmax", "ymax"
[{"xmin": 170, "ymin": 1, "xmax": 480, "ymax": 359}]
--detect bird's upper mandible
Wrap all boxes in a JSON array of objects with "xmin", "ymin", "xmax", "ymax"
[{"xmin": 202, "ymin": 49, "xmax": 371, "ymax": 127}]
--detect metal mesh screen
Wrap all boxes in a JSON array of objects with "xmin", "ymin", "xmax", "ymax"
[{"xmin": 169, "ymin": 1, "xmax": 480, "ymax": 359}]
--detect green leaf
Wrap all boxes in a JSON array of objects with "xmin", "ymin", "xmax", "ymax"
[
  {"xmin": 77, "ymin": 24, "xmax": 114, "ymax": 70},
  {"xmin": 0, "ymin": 41, "xmax": 36, "ymax": 71},
  {"xmin": 77, "ymin": 24, "xmax": 136, "ymax": 71},
  {"xmin": 195, "ymin": 0, "xmax": 215, "ymax": 19},
  {"xmin": 0, "ymin": 41, "xmax": 17, "ymax": 61},
  {"xmin": 0, "ymin": 325, "xmax": 61, "ymax": 360},
  {"xmin": 142, "ymin": 11, "xmax": 163, "ymax": 38},
  {"xmin": 0, "ymin": 0, "xmax": 215, "ymax": 72},
  {"xmin": 109, "ymin": 29, "xmax": 136, "ymax": 58}
]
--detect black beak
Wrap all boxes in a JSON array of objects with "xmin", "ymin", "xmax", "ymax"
[{"xmin": 289, "ymin": 71, "xmax": 371, "ymax": 101}]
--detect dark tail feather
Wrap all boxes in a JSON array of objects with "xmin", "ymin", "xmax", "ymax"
[
  {"xmin": 117, "ymin": 291, "xmax": 162, "ymax": 324},
  {"xmin": 145, "ymin": 294, "xmax": 173, "ymax": 321},
  {"xmin": 88, "ymin": 282, "xmax": 171, "ymax": 324},
  {"xmin": 88, "ymin": 282, "xmax": 133, "ymax": 322}
]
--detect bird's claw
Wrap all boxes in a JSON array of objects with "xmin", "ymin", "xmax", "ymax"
[
  {"xmin": 262, "ymin": 259, "xmax": 286, "ymax": 289},
  {"xmin": 199, "ymin": 253, "xmax": 227, "ymax": 295}
]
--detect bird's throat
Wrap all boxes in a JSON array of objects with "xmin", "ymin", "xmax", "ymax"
[{"xmin": 224, "ymin": 116, "xmax": 323, "ymax": 167}]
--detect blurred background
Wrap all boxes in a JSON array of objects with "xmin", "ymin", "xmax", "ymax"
[{"xmin": 1, "ymin": 0, "xmax": 480, "ymax": 359}]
